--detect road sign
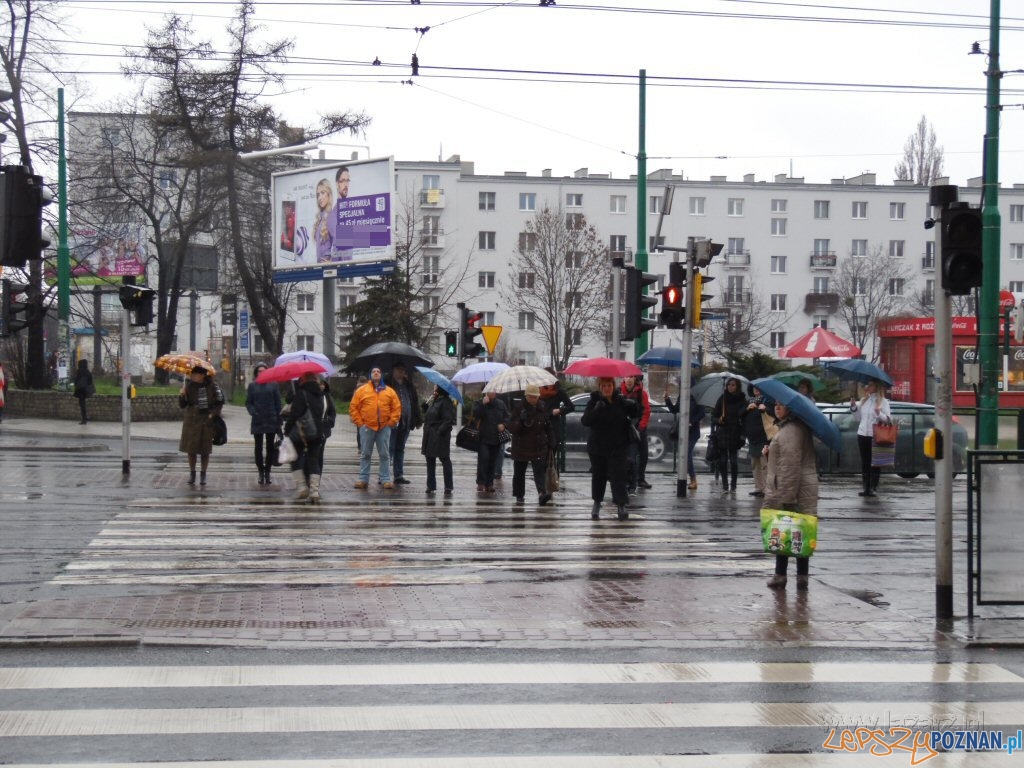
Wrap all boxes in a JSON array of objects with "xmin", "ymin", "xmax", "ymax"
[{"xmin": 481, "ymin": 325, "xmax": 502, "ymax": 355}]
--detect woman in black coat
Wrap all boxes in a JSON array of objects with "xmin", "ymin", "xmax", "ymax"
[
  {"xmin": 712, "ymin": 377, "xmax": 747, "ymax": 494},
  {"xmin": 246, "ymin": 362, "xmax": 283, "ymax": 486},
  {"xmin": 73, "ymin": 359, "xmax": 94, "ymax": 424},
  {"xmin": 581, "ymin": 376, "xmax": 638, "ymax": 521},
  {"xmin": 507, "ymin": 383, "xmax": 555, "ymax": 506},
  {"xmin": 421, "ymin": 386, "xmax": 457, "ymax": 496},
  {"xmin": 473, "ymin": 391, "xmax": 510, "ymax": 492},
  {"xmin": 283, "ymin": 373, "xmax": 333, "ymax": 504}
]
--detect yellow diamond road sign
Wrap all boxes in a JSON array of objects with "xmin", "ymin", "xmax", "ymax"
[{"xmin": 480, "ymin": 325, "xmax": 503, "ymax": 355}]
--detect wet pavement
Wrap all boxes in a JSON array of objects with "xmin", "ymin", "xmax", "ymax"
[{"xmin": 0, "ymin": 405, "xmax": 1020, "ymax": 650}]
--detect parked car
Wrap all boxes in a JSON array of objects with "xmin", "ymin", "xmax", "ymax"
[
  {"xmin": 691, "ymin": 425, "xmax": 752, "ymax": 474},
  {"xmin": 814, "ymin": 401, "xmax": 968, "ymax": 478},
  {"xmin": 562, "ymin": 393, "xmax": 678, "ymax": 462}
]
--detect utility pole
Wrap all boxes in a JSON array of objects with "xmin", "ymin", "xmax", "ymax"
[{"xmin": 634, "ymin": 69, "xmax": 649, "ymax": 359}]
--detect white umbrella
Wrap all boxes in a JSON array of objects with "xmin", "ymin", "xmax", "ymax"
[
  {"xmin": 274, "ymin": 350, "xmax": 336, "ymax": 376},
  {"xmin": 483, "ymin": 365, "xmax": 557, "ymax": 395},
  {"xmin": 451, "ymin": 361, "xmax": 509, "ymax": 384}
]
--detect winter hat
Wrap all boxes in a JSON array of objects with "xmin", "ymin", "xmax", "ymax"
[{"xmin": 524, "ymin": 384, "xmax": 540, "ymax": 398}]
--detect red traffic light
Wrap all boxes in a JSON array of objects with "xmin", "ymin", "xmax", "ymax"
[{"xmin": 466, "ymin": 311, "xmax": 484, "ymax": 326}]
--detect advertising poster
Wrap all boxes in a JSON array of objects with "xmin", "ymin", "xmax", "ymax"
[
  {"xmin": 272, "ymin": 157, "xmax": 393, "ymax": 272},
  {"xmin": 47, "ymin": 224, "xmax": 148, "ymax": 286}
]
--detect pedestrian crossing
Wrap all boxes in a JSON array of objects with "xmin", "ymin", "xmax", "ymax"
[{"xmin": 1, "ymin": 660, "xmax": 1022, "ymax": 766}]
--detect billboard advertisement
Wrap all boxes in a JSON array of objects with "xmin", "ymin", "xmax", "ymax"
[
  {"xmin": 48, "ymin": 224, "xmax": 148, "ymax": 286},
  {"xmin": 272, "ymin": 157, "xmax": 394, "ymax": 275}
]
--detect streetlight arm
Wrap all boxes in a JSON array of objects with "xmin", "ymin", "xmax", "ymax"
[{"xmin": 237, "ymin": 142, "xmax": 319, "ymax": 161}]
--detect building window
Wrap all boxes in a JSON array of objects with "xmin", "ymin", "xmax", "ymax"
[
  {"xmin": 649, "ymin": 196, "xmax": 662, "ymax": 214},
  {"xmin": 338, "ymin": 293, "xmax": 358, "ymax": 310},
  {"xmin": 649, "ymin": 235, "xmax": 665, "ymax": 251},
  {"xmin": 813, "ymin": 238, "xmax": 831, "ymax": 255},
  {"xmin": 100, "ymin": 127, "xmax": 122, "ymax": 147},
  {"xmin": 479, "ymin": 191, "xmax": 495, "ymax": 211},
  {"xmin": 297, "ymin": 293, "xmax": 315, "ymax": 312},
  {"xmin": 770, "ymin": 332, "xmax": 786, "ymax": 349},
  {"xmin": 478, "ymin": 231, "xmax": 496, "ymax": 250},
  {"xmin": 1010, "ymin": 281, "xmax": 1024, "ymax": 292},
  {"xmin": 813, "ymin": 276, "xmax": 830, "ymax": 293},
  {"xmin": 770, "ymin": 294, "xmax": 787, "ymax": 312},
  {"xmin": 518, "ymin": 311, "xmax": 535, "ymax": 330},
  {"xmin": 889, "ymin": 240, "xmax": 905, "ymax": 258},
  {"xmin": 771, "ymin": 218, "xmax": 787, "ymax": 236},
  {"xmin": 422, "ymin": 255, "xmax": 439, "ymax": 283},
  {"xmin": 519, "ymin": 232, "xmax": 537, "ymax": 251},
  {"xmin": 728, "ymin": 237, "xmax": 745, "ymax": 255},
  {"xmin": 851, "ymin": 239, "xmax": 868, "ymax": 256},
  {"xmin": 158, "ymin": 170, "xmax": 176, "ymax": 190},
  {"xmin": 478, "ymin": 271, "xmax": 495, "ymax": 289},
  {"xmin": 296, "ymin": 335, "xmax": 315, "ymax": 351},
  {"xmin": 565, "ymin": 251, "xmax": 584, "ymax": 269},
  {"xmin": 812, "ymin": 315, "xmax": 829, "ymax": 330},
  {"xmin": 565, "ymin": 328, "xmax": 583, "ymax": 346},
  {"xmin": 566, "ymin": 193, "xmax": 583, "ymax": 207},
  {"xmin": 1011, "ymin": 205, "xmax": 1024, "ymax": 223},
  {"xmin": 771, "ymin": 199, "xmax": 787, "ymax": 213},
  {"xmin": 253, "ymin": 335, "xmax": 265, "ymax": 354},
  {"xmin": 889, "ymin": 278, "xmax": 905, "ymax": 296},
  {"xmin": 890, "ymin": 202, "xmax": 906, "ymax": 220},
  {"xmin": 422, "ymin": 295, "xmax": 439, "ymax": 313},
  {"xmin": 565, "ymin": 291, "xmax": 583, "ymax": 309},
  {"xmin": 852, "ymin": 201, "xmax": 868, "ymax": 219},
  {"xmin": 518, "ymin": 272, "xmax": 535, "ymax": 290},
  {"xmin": 853, "ymin": 277, "xmax": 868, "ymax": 296},
  {"xmin": 689, "ymin": 197, "xmax": 706, "ymax": 215},
  {"xmin": 565, "ymin": 213, "xmax": 585, "ymax": 230},
  {"xmin": 728, "ymin": 198, "xmax": 744, "ymax": 216},
  {"xmin": 814, "ymin": 200, "xmax": 830, "ymax": 219},
  {"xmin": 519, "ymin": 192, "xmax": 536, "ymax": 211},
  {"xmin": 610, "ymin": 195, "xmax": 627, "ymax": 214},
  {"xmin": 1011, "ymin": 243, "xmax": 1024, "ymax": 261},
  {"xmin": 610, "ymin": 234, "xmax": 627, "ymax": 256},
  {"xmin": 770, "ymin": 255, "xmax": 787, "ymax": 274}
]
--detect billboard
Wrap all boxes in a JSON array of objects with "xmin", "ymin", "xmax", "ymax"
[
  {"xmin": 49, "ymin": 224, "xmax": 148, "ymax": 286},
  {"xmin": 272, "ymin": 157, "xmax": 394, "ymax": 275}
]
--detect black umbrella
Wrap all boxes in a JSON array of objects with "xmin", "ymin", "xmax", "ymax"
[{"xmin": 349, "ymin": 342, "xmax": 434, "ymax": 373}]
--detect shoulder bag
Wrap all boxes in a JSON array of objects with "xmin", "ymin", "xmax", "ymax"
[
  {"xmin": 872, "ymin": 421, "xmax": 898, "ymax": 447},
  {"xmin": 290, "ymin": 392, "xmax": 320, "ymax": 445},
  {"xmin": 211, "ymin": 414, "xmax": 228, "ymax": 446},
  {"xmin": 456, "ymin": 424, "xmax": 480, "ymax": 452}
]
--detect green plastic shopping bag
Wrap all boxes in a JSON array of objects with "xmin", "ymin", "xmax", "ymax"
[{"xmin": 760, "ymin": 509, "xmax": 818, "ymax": 558}]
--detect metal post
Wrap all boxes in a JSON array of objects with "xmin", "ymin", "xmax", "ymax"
[
  {"xmin": 934, "ymin": 211, "xmax": 954, "ymax": 620},
  {"xmin": 120, "ymin": 302, "xmax": 132, "ymax": 475},
  {"xmin": 611, "ymin": 261, "xmax": 622, "ymax": 356},
  {"xmin": 634, "ymin": 69, "xmax": 649, "ymax": 359},
  {"xmin": 322, "ymin": 273, "xmax": 336, "ymax": 361},
  {"xmin": 92, "ymin": 285, "xmax": 102, "ymax": 374},
  {"xmin": 189, "ymin": 289, "xmax": 198, "ymax": 351},
  {"xmin": 675, "ymin": 237, "xmax": 697, "ymax": 498}
]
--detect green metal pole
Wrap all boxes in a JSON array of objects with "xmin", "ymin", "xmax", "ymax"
[
  {"xmin": 57, "ymin": 88, "xmax": 70, "ymax": 321},
  {"xmin": 978, "ymin": 0, "xmax": 1001, "ymax": 448},
  {"xmin": 635, "ymin": 69, "xmax": 649, "ymax": 358}
]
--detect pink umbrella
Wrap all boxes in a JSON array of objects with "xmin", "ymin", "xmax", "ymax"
[
  {"xmin": 255, "ymin": 360, "xmax": 326, "ymax": 383},
  {"xmin": 778, "ymin": 327, "xmax": 860, "ymax": 359},
  {"xmin": 563, "ymin": 357, "xmax": 643, "ymax": 378}
]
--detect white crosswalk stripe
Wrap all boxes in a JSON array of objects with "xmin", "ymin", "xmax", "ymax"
[{"xmin": 1, "ymin": 661, "xmax": 1022, "ymax": 766}]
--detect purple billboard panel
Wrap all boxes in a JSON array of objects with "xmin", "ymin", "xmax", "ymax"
[{"xmin": 271, "ymin": 157, "xmax": 394, "ymax": 272}]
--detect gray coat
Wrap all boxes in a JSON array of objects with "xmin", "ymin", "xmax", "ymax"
[
  {"xmin": 178, "ymin": 378, "xmax": 224, "ymax": 456},
  {"xmin": 763, "ymin": 415, "xmax": 819, "ymax": 516}
]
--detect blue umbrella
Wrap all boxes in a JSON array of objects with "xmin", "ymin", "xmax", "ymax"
[
  {"xmin": 636, "ymin": 346, "xmax": 700, "ymax": 369},
  {"xmin": 825, "ymin": 358, "xmax": 893, "ymax": 387},
  {"xmin": 415, "ymin": 366, "xmax": 462, "ymax": 403},
  {"xmin": 751, "ymin": 377, "xmax": 842, "ymax": 453}
]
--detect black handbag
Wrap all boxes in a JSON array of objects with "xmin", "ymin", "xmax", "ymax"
[
  {"xmin": 456, "ymin": 425, "xmax": 480, "ymax": 452},
  {"xmin": 211, "ymin": 414, "xmax": 228, "ymax": 446}
]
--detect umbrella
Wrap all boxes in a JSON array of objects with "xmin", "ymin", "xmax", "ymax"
[
  {"xmin": 563, "ymin": 357, "xmax": 643, "ymax": 378},
  {"xmin": 770, "ymin": 371, "xmax": 827, "ymax": 393},
  {"xmin": 751, "ymin": 377, "xmax": 842, "ymax": 453},
  {"xmin": 691, "ymin": 372, "xmax": 751, "ymax": 408},
  {"xmin": 154, "ymin": 353, "xmax": 216, "ymax": 377},
  {"xmin": 825, "ymin": 358, "xmax": 894, "ymax": 387},
  {"xmin": 256, "ymin": 360, "xmax": 326, "ymax": 384},
  {"xmin": 275, "ymin": 350, "xmax": 336, "ymax": 376},
  {"xmin": 451, "ymin": 361, "xmax": 509, "ymax": 384},
  {"xmin": 349, "ymin": 342, "xmax": 434, "ymax": 373},
  {"xmin": 636, "ymin": 346, "xmax": 701, "ymax": 369},
  {"xmin": 778, "ymin": 327, "xmax": 860, "ymax": 359},
  {"xmin": 415, "ymin": 365, "xmax": 462, "ymax": 403},
  {"xmin": 483, "ymin": 365, "xmax": 557, "ymax": 395}
]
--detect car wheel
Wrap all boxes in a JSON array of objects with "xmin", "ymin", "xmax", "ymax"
[{"xmin": 647, "ymin": 433, "xmax": 666, "ymax": 462}]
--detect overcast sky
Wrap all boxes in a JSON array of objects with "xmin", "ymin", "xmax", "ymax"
[{"xmin": 58, "ymin": 1, "xmax": 1024, "ymax": 186}]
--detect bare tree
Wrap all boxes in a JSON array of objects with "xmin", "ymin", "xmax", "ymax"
[
  {"xmin": 701, "ymin": 291, "xmax": 774, "ymax": 370},
  {"xmin": 499, "ymin": 205, "xmax": 610, "ymax": 370},
  {"xmin": 894, "ymin": 115, "xmax": 944, "ymax": 185},
  {"xmin": 833, "ymin": 246, "xmax": 912, "ymax": 360}
]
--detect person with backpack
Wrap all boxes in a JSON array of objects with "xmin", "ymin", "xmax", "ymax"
[{"xmin": 283, "ymin": 371, "xmax": 334, "ymax": 503}]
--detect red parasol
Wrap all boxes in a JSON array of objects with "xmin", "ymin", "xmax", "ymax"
[
  {"xmin": 563, "ymin": 357, "xmax": 643, "ymax": 378},
  {"xmin": 778, "ymin": 327, "xmax": 860, "ymax": 359},
  {"xmin": 256, "ymin": 360, "xmax": 326, "ymax": 383}
]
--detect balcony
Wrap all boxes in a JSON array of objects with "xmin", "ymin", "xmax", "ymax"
[
  {"xmin": 809, "ymin": 252, "xmax": 837, "ymax": 269},
  {"xmin": 803, "ymin": 291, "xmax": 840, "ymax": 314},
  {"xmin": 921, "ymin": 253, "xmax": 936, "ymax": 271},
  {"xmin": 419, "ymin": 228, "xmax": 446, "ymax": 248},
  {"xmin": 723, "ymin": 250, "xmax": 751, "ymax": 268},
  {"xmin": 419, "ymin": 188, "xmax": 446, "ymax": 208},
  {"xmin": 723, "ymin": 290, "xmax": 751, "ymax": 305}
]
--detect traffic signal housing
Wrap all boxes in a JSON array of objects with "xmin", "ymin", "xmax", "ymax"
[
  {"xmin": 1, "ymin": 277, "xmax": 34, "ymax": 336},
  {"xmin": 660, "ymin": 261, "xmax": 686, "ymax": 329},
  {"xmin": 445, "ymin": 330, "xmax": 458, "ymax": 357},
  {"xmin": 690, "ymin": 271, "xmax": 715, "ymax": 327},
  {"xmin": 624, "ymin": 266, "xmax": 658, "ymax": 341},
  {"xmin": 0, "ymin": 166, "xmax": 50, "ymax": 269},
  {"xmin": 941, "ymin": 204, "xmax": 983, "ymax": 296},
  {"xmin": 461, "ymin": 306, "xmax": 485, "ymax": 358},
  {"xmin": 118, "ymin": 284, "xmax": 156, "ymax": 327}
]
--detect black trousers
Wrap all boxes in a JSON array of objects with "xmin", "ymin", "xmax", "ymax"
[
  {"xmin": 253, "ymin": 433, "xmax": 274, "ymax": 473},
  {"xmin": 589, "ymin": 451, "xmax": 628, "ymax": 506},
  {"xmin": 857, "ymin": 434, "xmax": 880, "ymax": 489},
  {"xmin": 775, "ymin": 555, "xmax": 810, "ymax": 575},
  {"xmin": 426, "ymin": 456, "xmax": 453, "ymax": 492},
  {"xmin": 512, "ymin": 456, "xmax": 548, "ymax": 499}
]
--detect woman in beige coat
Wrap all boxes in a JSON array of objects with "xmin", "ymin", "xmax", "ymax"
[{"xmin": 762, "ymin": 401, "xmax": 818, "ymax": 590}]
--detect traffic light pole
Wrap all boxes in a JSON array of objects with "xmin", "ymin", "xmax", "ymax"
[
  {"xmin": 674, "ymin": 237, "xmax": 697, "ymax": 498},
  {"xmin": 932, "ymin": 201, "xmax": 954, "ymax": 621},
  {"xmin": 120, "ymin": 298, "xmax": 133, "ymax": 475}
]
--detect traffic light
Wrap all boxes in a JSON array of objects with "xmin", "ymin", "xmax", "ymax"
[
  {"xmin": 660, "ymin": 261, "xmax": 685, "ymax": 329},
  {"xmin": 461, "ymin": 305, "xmax": 485, "ymax": 358},
  {"xmin": 690, "ymin": 271, "xmax": 716, "ymax": 327},
  {"xmin": 624, "ymin": 266, "xmax": 658, "ymax": 341},
  {"xmin": 0, "ymin": 166, "xmax": 50, "ymax": 269},
  {"xmin": 118, "ymin": 284, "xmax": 156, "ymax": 327},
  {"xmin": 1, "ymin": 277, "xmax": 33, "ymax": 336},
  {"xmin": 941, "ymin": 204, "xmax": 983, "ymax": 296},
  {"xmin": 444, "ymin": 330, "xmax": 458, "ymax": 357},
  {"xmin": 693, "ymin": 239, "xmax": 723, "ymax": 268}
]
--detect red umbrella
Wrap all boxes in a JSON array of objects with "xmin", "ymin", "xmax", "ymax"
[
  {"xmin": 778, "ymin": 327, "xmax": 860, "ymax": 359},
  {"xmin": 256, "ymin": 360, "xmax": 326, "ymax": 383},
  {"xmin": 563, "ymin": 357, "xmax": 643, "ymax": 378}
]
